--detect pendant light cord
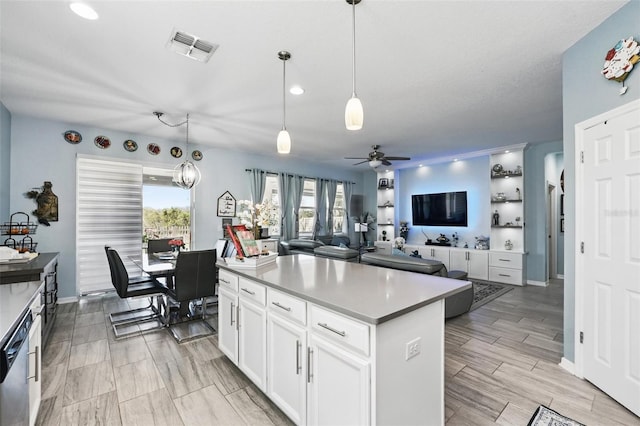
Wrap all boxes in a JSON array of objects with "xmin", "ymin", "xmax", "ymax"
[
  {"xmin": 154, "ymin": 111, "xmax": 190, "ymax": 151},
  {"xmin": 282, "ymin": 58, "xmax": 287, "ymax": 130},
  {"xmin": 351, "ymin": 0, "xmax": 357, "ymax": 97}
]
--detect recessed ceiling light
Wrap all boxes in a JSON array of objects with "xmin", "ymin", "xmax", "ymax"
[
  {"xmin": 419, "ymin": 164, "xmax": 424, "ymax": 167},
  {"xmin": 70, "ymin": 2, "xmax": 99, "ymax": 20},
  {"xmin": 505, "ymin": 150, "xmax": 510, "ymax": 153},
  {"xmin": 290, "ymin": 85, "xmax": 304, "ymax": 95},
  {"xmin": 453, "ymin": 158, "xmax": 459, "ymax": 162}
]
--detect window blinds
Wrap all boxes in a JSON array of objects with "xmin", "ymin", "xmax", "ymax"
[{"xmin": 76, "ymin": 157, "xmax": 143, "ymax": 295}]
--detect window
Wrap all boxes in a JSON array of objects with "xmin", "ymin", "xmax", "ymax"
[
  {"xmin": 333, "ymin": 183, "xmax": 345, "ymax": 233},
  {"xmin": 263, "ymin": 175, "xmax": 281, "ymax": 235},
  {"xmin": 299, "ymin": 179, "xmax": 316, "ymax": 235}
]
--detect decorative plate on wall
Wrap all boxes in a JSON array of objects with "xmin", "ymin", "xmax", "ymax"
[
  {"xmin": 192, "ymin": 150, "xmax": 203, "ymax": 161},
  {"xmin": 147, "ymin": 143, "xmax": 161, "ymax": 155},
  {"xmin": 94, "ymin": 136, "xmax": 111, "ymax": 149},
  {"xmin": 170, "ymin": 147, "xmax": 183, "ymax": 158},
  {"xmin": 123, "ymin": 140, "xmax": 138, "ymax": 152},
  {"xmin": 64, "ymin": 130, "xmax": 82, "ymax": 144}
]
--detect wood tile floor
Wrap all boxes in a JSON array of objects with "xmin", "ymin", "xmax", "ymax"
[{"xmin": 36, "ymin": 280, "xmax": 639, "ymax": 425}]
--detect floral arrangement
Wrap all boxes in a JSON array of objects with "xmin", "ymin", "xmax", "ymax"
[
  {"xmin": 168, "ymin": 239, "xmax": 184, "ymax": 247},
  {"xmin": 237, "ymin": 199, "xmax": 279, "ymax": 230}
]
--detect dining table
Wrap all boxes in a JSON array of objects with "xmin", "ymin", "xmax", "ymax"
[{"xmin": 129, "ymin": 250, "xmax": 177, "ymax": 286}]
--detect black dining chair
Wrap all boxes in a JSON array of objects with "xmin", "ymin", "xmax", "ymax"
[
  {"xmin": 166, "ymin": 249, "xmax": 217, "ymax": 341},
  {"xmin": 147, "ymin": 237, "xmax": 181, "ymax": 254},
  {"xmin": 105, "ymin": 246, "xmax": 169, "ymax": 338}
]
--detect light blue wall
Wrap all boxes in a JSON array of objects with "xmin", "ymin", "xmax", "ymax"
[
  {"xmin": 8, "ymin": 114, "xmax": 365, "ymax": 298},
  {"xmin": 0, "ymin": 103, "xmax": 10, "ymax": 220},
  {"xmin": 524, "ymin": 140, "xmax": 562, "ymax": 283},
  {"xmin": 562, "ymin": 1, "xmax": 640, "ymax": 362},
  {"xmin": 396, "ymin": 156, "xmax": 491, "ymax": 248}
]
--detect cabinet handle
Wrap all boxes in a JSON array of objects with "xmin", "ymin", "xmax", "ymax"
[
  {"xmin": 295, "ymin": 340, "xmax": 301, "ymax": 375},
  {"xmin": 498, "ymin": 259, "xmax": 511, "ymax": 262},
  {"xmin": 498, "ymin": 274, "xmax": 511, "ymax": 277},
  {"xmin": 27, "ymin": 346, "xmax": 39, "ymax": 382},
  {"xmin": 272, "ymin": 301, "xmax": 291, "ymax": 312},
  {"xmin": 317, "ymin": 322, "xmax": 346, "ymax": 337},
  {"xmin": 36, "ymin": 346, "xmax": 40, "ymax": 382},
  {"xmin": 307, "ymin": 347, "xmax": 313, "ymax": 383},
  {"xmin": 241, "ymin": 287, "xmax": 255, "ymax": 296},
  {"xmin": 230, "ymin": 302, "xmax": 235, "ymax": 326},
  {"xmin": 34, "ymin": 305, "xmax": 45, "ymax": 316},
  {"xmin": 219, "ymin": 278, "xmax": 229, "ymax": 284}
]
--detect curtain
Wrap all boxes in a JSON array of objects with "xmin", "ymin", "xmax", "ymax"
[
  {"xmin": 278, "ymin": 172, "xmax": 290, "ymax": 240},
  {"xmin": 249, "ymin": 168, "xmax": 266, "ymax": 203},
  {"xmin": 343, "ymin": 181, "xmax": 355, "ymax": 246},
  {"xmin": 326, "ymin": 180, "xmax": 338, "ymax": 237},
  {"xmin": 76, "ymin": 157, "xmax": 143, "ymax": 295},
  {"xmin": 313, "ymin": 178, "xmax": 327, "ymax": 238},
  {"xmin": 289, "ymin": 175, "xmax": 305, "ymax": 239}
]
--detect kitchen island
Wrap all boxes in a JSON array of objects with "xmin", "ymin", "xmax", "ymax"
[{"xmin": 217, "ymin": 254, "xmax": 471, "ymax": 425}]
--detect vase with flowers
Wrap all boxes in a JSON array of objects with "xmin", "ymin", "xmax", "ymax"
[
  {"xmin": 168, "ymin": 238, "xmax": 184, "ymax": 253},
  {"xmin": 237, "ymin": 199, "xmax": 279, "ymax": 240}
]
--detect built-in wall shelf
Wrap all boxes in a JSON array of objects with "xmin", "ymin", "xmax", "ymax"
[
  {"xmin": 491, "ymin": 172, "xmax": 523, "ymax": 179},
  {"xmin": 491, "ymin": 225, "xmax": 523, "ymax": 229},
  {"xmin": 378, "ymin": 223, "xmax": 394, "ymax": 226},
  {"xmin": 377, "ymin": 205, "xmax": 394, "ymax": 208},
  {"xmin": 490, "ymin": 199, "xmax": 522, "ymax": 203}
]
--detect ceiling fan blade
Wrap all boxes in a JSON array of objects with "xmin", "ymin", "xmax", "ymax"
[
  {"xmin": 352, "ymin": 160, "xmax": 369, "ymax": 165},
  {"xmin": 381, "ymin": 159, "xmax": 392, "ymax": 166},
  {"xmin": 344, "ymin": 157, "xmax": 368, "ymax": 160},
  {"xmin": 384, "ymin": 156, "xmax": 411, "ymax": 161}
]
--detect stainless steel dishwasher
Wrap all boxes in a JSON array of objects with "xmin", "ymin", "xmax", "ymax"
[{"xmin": 0, "ymin": 309, "xmax": 33, "ymax": 426}]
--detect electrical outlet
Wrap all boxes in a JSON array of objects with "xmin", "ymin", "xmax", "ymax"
[{"xmin": 405, "ymin": 337, "xmax": 421, "ymax": 360}]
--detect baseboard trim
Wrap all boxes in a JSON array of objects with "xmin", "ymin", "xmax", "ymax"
[
  {"xmin": 57, "ymin": 296, "xmax": 78, "ymax": 304},
  {"xmin": 559, "ymin": 357, "xmax": 575, "ymax": 375},
  {"xmin": 527, "ymin": 280, "xmax": 548, "ymax": 287}
]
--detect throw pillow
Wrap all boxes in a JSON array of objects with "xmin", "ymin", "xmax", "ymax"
[{"xmin": 392, "ymin": 248, "xmax": 410, "ymax": 257}]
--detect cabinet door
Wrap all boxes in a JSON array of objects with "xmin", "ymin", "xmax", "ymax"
[
  {"xmin": 28, "ymin": 314, "xmax": 42, "ymax": 426},
  {"xmin": 267, "ymin": 313, "xmax": 307, "ymax": 424},
  {"xmin": 218, "ymin": 287, "xmax": 238, "ymax": 364},
  {"xmin": 467, "ymin": 251, "xmax": 489, "ymax": 280},
  {"xmin": 432, "ymin": 247, "xmax": 450, "ymax": 270},
  {"xmin": 238, "ymin": 298, "xmax": 267, "ymax": 391},
  {"xmin": 307, "ymin": 335, "xmax": 370, "ymax": 426},
  {"xmin": 449, "ymin": 251, "xmax": 468, "ymax": 273}
]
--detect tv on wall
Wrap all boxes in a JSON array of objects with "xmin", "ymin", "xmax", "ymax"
[{"xmin": 411, "ymin": 191, "xmax": 468, "ymax": 227}]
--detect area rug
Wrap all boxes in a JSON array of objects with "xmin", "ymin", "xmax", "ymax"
[
  {"xmin": 528, "ymin": 405, "xmax": 585, "ymax": 426},
  {"xmin": 469, "ymin": 281, "xmax": 513, "ymax": 311}
]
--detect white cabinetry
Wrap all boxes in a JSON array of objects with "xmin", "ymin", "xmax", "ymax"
[
  {"xmin": 489, "ymin": 251, "xmax": 525, "ymax": 285},
  {"xmin": 256, "ymin": 238, "xmax": 279, "ymax": 253},
  {"xmin": 405, "ymin": 244, "xmax": 451, "ymax": 270},
  {"xmin": 449, "ymin": 249, "xmax": 489, "ymax": 280},
  {"xmin": 28, "ymin": 297, "xmax": 42, "ymax": 426},
  {"xmin": 373, "ymin": 240, "xmax": 392, "ymax": 254},
  {"xmin": 217, "ymin": 270, "xmax": 239, "ymax": 363},
  {"xmin": 307, "ymin": 335, "xmax": 370, "ymax": 426},
  {"xmin": 238, "ymin": 278, "xmax": 267, "ymax": 391}
]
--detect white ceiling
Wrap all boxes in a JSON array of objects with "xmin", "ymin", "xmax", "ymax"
[{"xmin": 0, "ymin": 1, "xmax": 627, "ymax": 170}]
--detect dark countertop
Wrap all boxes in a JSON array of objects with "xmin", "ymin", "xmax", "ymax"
[{"xmin": 0, "ymin": 252, "xmax": 59, "ymax": 284}]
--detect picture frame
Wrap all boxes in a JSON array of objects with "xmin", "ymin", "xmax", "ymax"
[
  {"xmin": 217, "ymin": 191, "xmax": 236, "ymax": 217},
  {"xmin": 378, "ymin": 178, "xmax": 388, "ymax": 189},
  {"xmin": 222, "ymin": 218, "xmax": 233, "ymax": 238}
]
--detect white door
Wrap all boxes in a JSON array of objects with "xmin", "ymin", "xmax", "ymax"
[
  {"xmin": 449, "ymin": 251, "xmax": 468, "ymax": 273},
  {"xmin": 267, "ymin": 313, "xmax": 307, "ymax": 424},
  {"xmin": 307, "ymin": 335, "xmax": 370, "ymax": 426},
  {"xmin": 578, "ymin": 101, "xmax": 640, "ymax": 416},
  {"xmin": 432, "ymin": 247, "xmax": 450, "ymax": 270},
  {"xmin": 28, "ymin": 314, "xmax": 42, "ymax": 426},
  {"xmin": 217, "ymin": 287, "xmax": 238, "ymax": 364},
  {"xmin": 238, "ymin": 298, "xmax": 267, "ymax": 391}
]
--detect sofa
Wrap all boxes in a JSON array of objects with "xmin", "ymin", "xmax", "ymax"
[
  {"xmin": 280, "ymin": 235, "xmax": 360, "ymax": 262},
  {"xmin": 360, "ymin": 252, "xmax": 473, "ymax": 319}
]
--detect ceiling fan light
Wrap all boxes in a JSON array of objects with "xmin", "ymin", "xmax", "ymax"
[
  {"xmin": 345, "ymin": 96, "xmax": 363, "ymax": 131},
  {"xmin": 369, "ymin": 159, "xmax": 382, "ymax": 168},
  {"xmin": 277, "ymin": 129, "xmax": 291, "ymax": 154},
  {"xmin": 173, "ymin": 160, "xmax": 201, "ymax": 189},
  {"xmin": 70, "ymin": 2, "xmax": 99, "ymax": 20}
]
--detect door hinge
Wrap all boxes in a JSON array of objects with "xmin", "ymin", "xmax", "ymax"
[
  {"xmin": 581, "ymin": 151, "xmax": 584, "ymax": 163},
  {"xmin": 580, "ymin": 242, "xmax": 584, "ymax": 253},
  {"xmin": 580, "ymin": 331, "xmax": 584, "ymax": 344}
]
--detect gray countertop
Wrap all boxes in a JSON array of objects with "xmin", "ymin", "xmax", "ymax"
[
  {"xmin": 0, "ymin": 252, "xmax": 59, "ymax": 284},
  {"xmin": 217, "ymin": 254, "xmax": 471, "ymax": 325}
]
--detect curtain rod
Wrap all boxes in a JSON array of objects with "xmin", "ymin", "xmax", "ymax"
[{"xmin": 245, "ymin": 169, "xmax": 356, "ymax": 185}]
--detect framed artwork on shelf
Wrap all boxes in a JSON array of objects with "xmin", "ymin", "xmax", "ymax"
[
  {"xmin": 222, "ymin": 218, "xmax": 233, "ymax": 238},
  {"xmin": 217, "ymin": 191, "xmax": 236, "ymax": 217},
  {"xmin": 378, "ymin": 178, "xmax": 388, "ymax": 189}
]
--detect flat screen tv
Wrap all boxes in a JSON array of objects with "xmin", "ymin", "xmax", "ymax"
[{"xmin": 412, "ymin": 191, "xmax": 468, "ymax": 227}]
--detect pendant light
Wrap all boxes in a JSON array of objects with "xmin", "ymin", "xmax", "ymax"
[
  {"xmin": 277, "ymin": 51, "xmax": 291, "ymax": 154},
  {"xmin": 154, "ymin": 112, "xmax": 201, "ymax": 189},
  {"xmin": 345, "ymin": 0, "xmax": 363, "ymax": 131}
]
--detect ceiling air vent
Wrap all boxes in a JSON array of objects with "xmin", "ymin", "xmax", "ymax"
[{"xmin": 166, "ymin": 29, "xmax": 218, "ymax": 63}]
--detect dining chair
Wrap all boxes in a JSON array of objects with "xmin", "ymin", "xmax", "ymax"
[
  {"xmin": 166, "ymin": 249, "xmax": 217, "ymax": 342},
  {"xmin": 105, "ymin": 246, "xmax": 169, "ymax": 338},
  {"xmin": 147, "ymin": 237, "xmax": 180, "ymax": 253}
]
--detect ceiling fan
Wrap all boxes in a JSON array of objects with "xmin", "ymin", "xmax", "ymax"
[{"xmin": 345, "ymin": 145, "xmax": 411, "ymax": 168}]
